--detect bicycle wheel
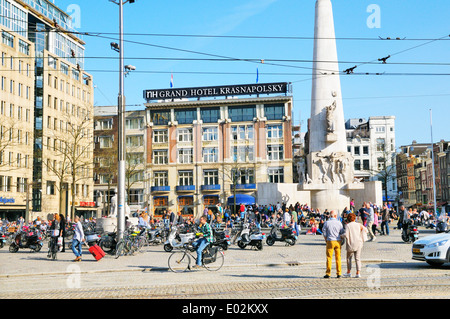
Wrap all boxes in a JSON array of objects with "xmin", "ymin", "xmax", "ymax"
[
  {"xmin": 137, "ymin": 236, "xmax": 148, "ymax": 253},
  {"xmin": 168, "ymin": 250, "xmax": 190, "ymax": 273},
  {"xmin": 203, "ymin": 247, "xmax": 224, "ymax": 271},
  {"xmin": 115, "ymin": 240, "xmax": 125, "ymax": 259}
]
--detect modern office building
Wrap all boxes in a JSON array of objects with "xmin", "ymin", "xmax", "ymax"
[
  {"xmin": 345, "ymin": 116, "xmax": 397, "ymax": 203},
  {"xmin": 144, "ymin": 83, "xmax": 294, "ymax": 217},
  {"xmin": 0, "ymin": 0, "xmax": 94, "ymax": 221},
  {"xmin": 0, "ymin": 19, "xmax": 35, "ymax": 221}
]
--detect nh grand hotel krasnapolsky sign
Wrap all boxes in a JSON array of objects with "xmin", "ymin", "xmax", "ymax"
[{"xmin": 144, "ymin": 82, "xmax": 291, "ymax": 101}]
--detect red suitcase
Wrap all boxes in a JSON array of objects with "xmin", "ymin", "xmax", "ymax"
[{"xmin": 89, "ymin": 244, "xmax": 105, "ymax": 261}]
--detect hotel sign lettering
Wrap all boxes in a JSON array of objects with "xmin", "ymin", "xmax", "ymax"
[{"xmin": 144, "ymin": 82, "xmax": 290, "ymax": 100}]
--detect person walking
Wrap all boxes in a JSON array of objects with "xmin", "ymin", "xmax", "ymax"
[
  {"xmin": 342, "ymin": 213, "xmax": 367, "ymax": 278},
  {"xmin": 47, "ymin": 213, "xmax": 60, "ymax": 258},
  {"xmin": 381, "ymin": 203, "xmax": 390, "ymax": 236},
  {"xmin": 71, "ymin": 215, "xmax": 85, "ymax": 262},
  {"xmin": 366, "ymin": 203, "xmax": 376, "ymax": 241},
  {"xmin": 59, "ymin": 214, "xmax": 66, "ymax": 252},
  {"xmin": 322, "ymin": 210, "xmax": 345, "ymax": 278}
]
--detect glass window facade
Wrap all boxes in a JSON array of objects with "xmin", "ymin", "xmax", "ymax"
[
  {"xmin": 228, "ymin": 105, "xmax": 256, "ymax": 122},
  {"xmin": 264, "ymin": 104, "xmax": 285, "ymax": 120},
  {"xmin": 175, "ymin": 109, "xmax": 196, "ymax": 124},
  {"xmin": 200, "ymin": 107, "xmax": 220, "ymax": 123},
  {"xmin": 0, "ymin": 0, "xmax": 27, "ymax": 36},
  {"xmin": 150, "ymin": 110, "xmax": 170, "ymax": 125}
]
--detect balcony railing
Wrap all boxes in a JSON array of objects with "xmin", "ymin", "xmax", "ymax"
[
  {"xmin": 200, "ymin": 184, "xmax": 220, "ymax": 191},
  {"xmin": 230, "ymin": 183, "xmax": 256, "ymax": 190},
  {"xmin": 175, "ymin": 185, "xmax": 196, "ymax": 192},
  {"xmin": 150, "ymin": 186, "xmax": 170, "ymax": 193}
]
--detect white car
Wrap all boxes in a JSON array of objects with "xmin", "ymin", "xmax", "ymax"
[{"xmin": 412, "ymin": 233, "xmax": 450, "ymax": 267}]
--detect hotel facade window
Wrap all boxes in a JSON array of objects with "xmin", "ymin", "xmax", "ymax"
[
  {"xmin": 228, "ymin": 105, "xmax": 255, "ymax": 122},
  {"xmin": 267, "ymin": 124, "xmax": 283, "ymax": 139},
  {"xmin": 178, "ymin": 170, "xmax": 194, "ymax": 186},
  {"xmin": 178, "ymin": 148, "xmax": 193, "ymax": 164},
  {"xmin": 151, "ymin": 110, "xmax": 170, "ymax": 125},
  {"xmin": 203, "ymin": 147, "xmax": 218, "ymax": 163},
  {"xmin": 202, "ymin": 127, "xmax": 218, "ymax": 141},
  {"xmin": 153, "ymin": 129, "xmax": 168, "ymax": 143},
  {"xmin": 177, "ymin": 128, "xmax": 192, "ymax": 142},
  {"xmin": 231, "ymin": 124, "xmax": 253, "ymax": 141},
  {"xmin": 153, "ymin": 150, "xmax": 168, "ymax": 165},
  {"xmin": 204, "ymin": 169, "xmax": 219, "ymax": 185},
  {"xmin": 153, "ymin": 171, "xmax": 168, "ymax": 187},
  {"xmin": 264, "ymin": 104, "xmax": 285, "ymax": 120},
  {"xmin": 200, "ymin": 107, "xmax": 220, "ymax": 123},
  {"xmin": 175, "ymin": 109, "xmax": 196, "ymax": 124}
]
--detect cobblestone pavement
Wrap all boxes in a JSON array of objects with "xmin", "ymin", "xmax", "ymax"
[{"xmin": 1, "ymin": 227, "xmax": 450, "ymax": 299}]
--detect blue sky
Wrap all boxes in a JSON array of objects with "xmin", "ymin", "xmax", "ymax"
[{"xmin": 57, "ymin": 0, "xmax": 449, "ymax": 148}]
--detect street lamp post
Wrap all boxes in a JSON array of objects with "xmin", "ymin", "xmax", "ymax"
[{"xmin": 109, "ymin": 0, "xmax": 136, "ymax": 240}]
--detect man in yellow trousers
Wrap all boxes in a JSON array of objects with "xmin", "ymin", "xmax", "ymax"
[{"xmin": 322, "ymin": 210, "xmax": 345, "ymax": 278}]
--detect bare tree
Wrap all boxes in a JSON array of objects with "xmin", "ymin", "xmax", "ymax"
[{"xmin": 46, "ymin": 113, "xmax": 94, "ymax": 220}]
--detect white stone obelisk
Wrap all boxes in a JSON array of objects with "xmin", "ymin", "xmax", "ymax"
[
  {"xmin": 309, "ymin": 0, "xmax": 346, "ymax": 154},
  {"xmin": 301, "ymin": 0, "xmax": 359, "ymax": 213}
]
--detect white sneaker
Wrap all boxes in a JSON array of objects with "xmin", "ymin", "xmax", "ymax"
[
  {"xmin": 355, "ymin": 274, "xmax": 361, "ymax": 278},
  {"xmin": 343, "ymin": 273, "xmax": 351, "ymax": 278}
]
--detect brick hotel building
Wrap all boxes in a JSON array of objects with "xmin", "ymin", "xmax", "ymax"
[{"xmin": 144, "ymin": 84, "xmax": 294, "ymax": 217}]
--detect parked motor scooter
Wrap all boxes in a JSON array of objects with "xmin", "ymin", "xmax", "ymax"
[
  {"xmin": 164, "ymin": 225, "xmax": 196, "ymax": 252},
  {"xmin": 99, "ymin": 231, "xmax": 118, "ymax": 253},
  {"xmin": 0, "ymin": 232, "xmax": 6, "ymax": 249},
  {"xmin": 436, "ymin": 220, "xmax": 448, "ymax": 233},
  {"xmin": 401, "ymin": 220, "xmax": 419, "ymax": 243},
  {"xmin": 212, "ymin": 229, "xmax": 231, "ymax": 250},
  {"xmin": 9, "ymin": 228, "xmax": 43, "ymax": 253},
  {"xmin": 237, "ymin": 222, "xmax": 265, "ymax": 250},
  {"xmin": 266, "ymin": 224, "xmax": 297, "ymax": 246},
  {"xmin": 147, "ymin": 226, "xmax": 165, "ymax": 245},
  {"xmin": 84, "ymin": 231, "xmax": 102, "ymax": 247}
]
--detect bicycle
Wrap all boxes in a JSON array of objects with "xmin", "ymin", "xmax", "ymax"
[
  {"xmin": 167, "ymin": 239, "xmax": 224, "ymax": 273},
  {"xmin": 47, "ymin": 236, "xmax": 59, "ymax": 260}
]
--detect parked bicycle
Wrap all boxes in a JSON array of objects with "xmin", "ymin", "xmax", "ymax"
[{"xmin": 167, "ymin": 239, "xmax": 224, "ymax": 273}]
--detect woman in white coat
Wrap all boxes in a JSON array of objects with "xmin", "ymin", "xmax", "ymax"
[{"xmin": 342, "ymin": 213, "xmax": 367, "ymax": 278}]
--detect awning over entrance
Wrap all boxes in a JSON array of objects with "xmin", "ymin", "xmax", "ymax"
[{"xmin": 227, "ymin": 194, "xmax": 255, "ymax": 206}]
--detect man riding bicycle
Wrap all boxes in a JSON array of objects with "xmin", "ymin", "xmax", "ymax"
[{"xmin": 192, "ymin": 215, "xmax": 214, "ymax": 269}]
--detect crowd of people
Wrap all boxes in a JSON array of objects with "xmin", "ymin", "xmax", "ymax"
[{"xmin": 1, "ymin": 200, "xmax": 446, "ymax": 274}]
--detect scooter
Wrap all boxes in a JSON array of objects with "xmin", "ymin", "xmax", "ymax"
[
  {"xmin": 164, "ymin": 225, "xmax": 196, "ymax": 252},
  {"xmin": 401, "ymin": 220, "xmax": 419, "ymax": 243},
  {"xmin": 436, "ymin": 220, "xmax": 448, "ymax": 233},
  {"xmin": 84, "ymin": 231, "xmax": 102, "ymax": 247},
  {"xmin": 147, "ymin": 226, "xmax": 165, "ymax": 245},
  {"xmin": 237, "ymin": 222, "xmax": 265, "ymax": 250},
  {"xmin": 212, "ymin": 229, "xmax": 231, "ymax": 251},
  {"xmin": 266, "ymin": 224, "xmax": 297, "ymax": 246},
  {"xmin": 99, "ymin": 231, "xmax": 118, "ymax": 253},
  {"xmin": 0, "ymin": 232, "xmax": 6, "ymax": 249},
  {"xmin": 9, "ymin": 228, "xmax": 43, "ymax": 253}
]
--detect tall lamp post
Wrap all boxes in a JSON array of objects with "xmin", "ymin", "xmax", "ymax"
[{"xmin": 109, "ymin": 0, "xmax": 136, "ymax": 240}]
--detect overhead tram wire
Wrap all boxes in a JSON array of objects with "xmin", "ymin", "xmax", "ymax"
[
  {"xmin": 291, "ymin": 33, "xmax": 450, "ymax": 84},
  {"xmin": 3, "ymin": 55, "xmax": 450, "ymax": 67}
]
